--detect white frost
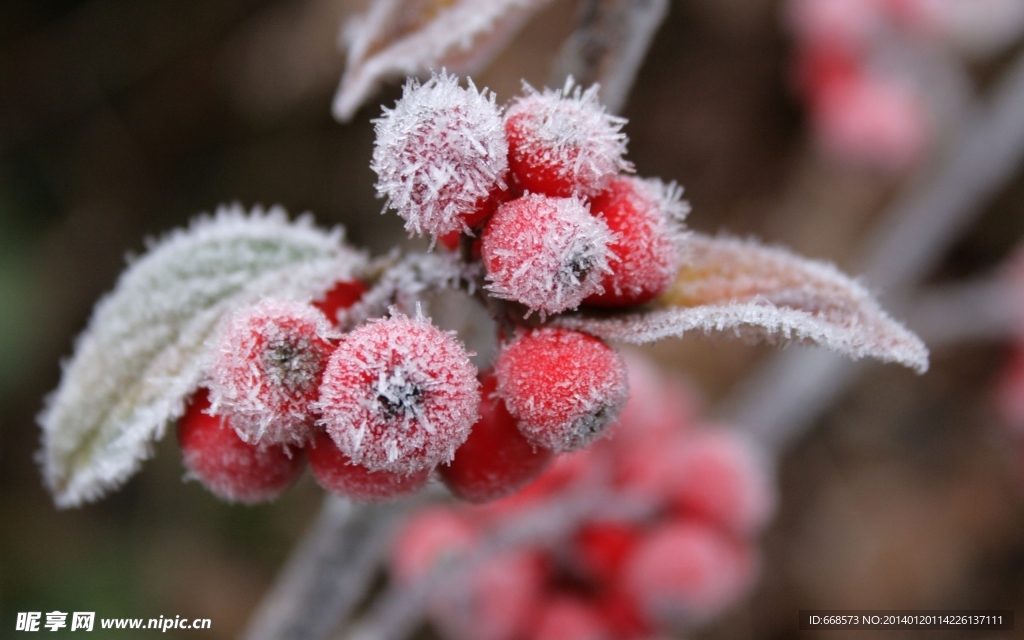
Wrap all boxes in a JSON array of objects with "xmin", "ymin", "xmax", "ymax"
[
  {"xmin": 372, "ymin": 72, "xmax": 508, "ymax": 237},
  {"xmin": 39, "ymin": 204, "xmax": 368, "ymax": 507},
  {"xmin": 553, "ymin": 233, "xmax": 929, "ymax": 373}
]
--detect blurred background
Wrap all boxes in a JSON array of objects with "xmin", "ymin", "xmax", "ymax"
[{"xmin": 2, "ymin": 0, "xmax": 1024, "ymax": 637}]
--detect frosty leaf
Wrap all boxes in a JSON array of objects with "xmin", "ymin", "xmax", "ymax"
[
  {"xmin": 39, "ymin": 204, "xmax": 369, "ymax": 508},
  {"xmin": 333, "ymin": 0, "xmax": 554, "ymax": 121},
  {"xmin": 553, "ymin": 233, "xmax": 929, "ymax": 373}
]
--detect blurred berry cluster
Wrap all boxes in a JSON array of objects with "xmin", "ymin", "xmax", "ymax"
[{"xmin": 391, "ymin": 353, "xmax": 776, "ymax": 640}]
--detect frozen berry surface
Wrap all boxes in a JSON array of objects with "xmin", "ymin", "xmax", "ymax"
[
  {"xmin": 495, "ymin": 328, "xmax": 628, "ymax": 452},
  {"xmin": 177, "ymin": 389, "xmax": 306, "ymax": 503},
  {"xmin": 317, "ymin": 313, "xmax": 480, "ymax": 474}
]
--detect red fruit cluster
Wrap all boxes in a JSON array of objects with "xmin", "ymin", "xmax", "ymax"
[
  {"xmin": 787, "ymin": 0, "xmax": 931, "ymax": 171},
  {"xmin": 178, "ymin": 75, "xmax": 695, "ymax": 510},
  {"xmin": 372, "ymin": 73, "xmax": 687, "ymax": 315},
  {"xmin": 177, "ymin": 283, "xmax": 479, "ymax": 504},
  {"xmin": 390, "ymin": 353, "xmax": 777, "ymax": 639}
]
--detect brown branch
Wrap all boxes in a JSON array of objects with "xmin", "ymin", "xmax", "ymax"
[
  {"xmin": 240, "ymin": 497, "xmax": 404, "ymax": 640},
  {"xmin": 550, "ymin": 0, "xmax": 669, "ymax": 114}
]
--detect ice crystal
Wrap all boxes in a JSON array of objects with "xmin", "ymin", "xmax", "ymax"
[
  {"xmin": 39, "ymin": 204, "xmax": 367, "ymax": 507},
  {"xmin": 554, "ymin": 233, "xmax": 929, "ymax": 373},
  {"xmin": 207, "ymin": 299, "xmax": 336, "ymax": 447},
  {"xmin": 372, "ymin": 72, "xmax": 509, "ymax": 237},
  {"xmin": 482, "ymin": 194, "xmax": 617, "ymax": 316},
  {"xmin": 505, "ymin": 78, "xmax": 634, "ymax": 197},
  {"xmin": 316, "ymin": 310, "xmax": 480, "ymax": 474}
]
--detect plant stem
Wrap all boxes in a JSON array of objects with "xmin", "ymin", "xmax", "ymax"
[
  {"xmin": 240, "ymin": 497, "xmax": 403, "ymax": 640},
  {"xmin": 550, "ymin": 0, "xmax": 670, "ymax": 114},
  {"xmin": 908, "ymin": 278, "xmax": 1017, "ymax": 347}
]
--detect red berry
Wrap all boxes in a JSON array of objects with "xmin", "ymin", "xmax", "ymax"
[
  {"xmin": 440, "ymin": 372, "xmax": 554, "ymax": 503},
  {"xmin": 371, "ymin": 72, "xmax": 509, "ymax": 237},
  {"xmin": 312, "ymin": 279, "xmax": 367, "ymax": 325},
  {"xmin": 177, "ymin": 389, "xmax": 306, "ymax": 503},
  {"xmin": 793, "ymin": 42, "xmax": 862, "ymax": 100},
  {"xmin": 496, "ymin": 328, "xmax": 628, "ymax": 453},
  {"xmin": 623, "ymin": 521, "xmax": 756, "ymax": 629},
  {"xmin": 474, "ymin": 449, "xmax": 599, "ymax": 520},
  {"xmin": 391, "ymin": 508, "xmax": 478, "ymax": 584},
  {"xmin": 572, "ymin": 521, "xmax": 641, "ymax": 583},
  {"xmin": 505, "ymin": 81, "xmax": 631, "ymax": 198},
  {"xmin": 671, "ymin": 430, "xmax": 776, "ymax": 536},
  {"xmin": 481, "ymin": 194, "xmax": 616, "ymax": 315},
  {"xmin": 438, "ymin": 230, "xmax": 463, "ymax": 252},
  {"xmin": 431, "ymin": 552, "xmax": 545, "ymax": 640},
  {"xmin": 317, "ymin": 313, "xmax": 480, "ymax": 474},
  {"xmin": 595, "ymin": 590, "xmax": 653, "ymax": 640},
  {"xmin": 207, "ymin": 299, "xmax": 335, "ymax": 447},
  {"xmin": 584, "ymin": 176, "xmax": 688, "ymax": 307},
  {"xmin": 532, "ymin": 596, "xmax": 614, "ymax": 640},
  {"xmin": 309, "ymin": 430, "xmax": 429, "ymax": 502},
  {"xmin": 814, "ymin": 74, "xmax": 929, "ymax": 172}
]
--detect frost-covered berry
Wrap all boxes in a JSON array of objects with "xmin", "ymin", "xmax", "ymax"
[
  {"xmin": 584, "ymin": 176, "xmax": 688, "ymax": 307},
  {"xmin": 481, "ymin": 194, "xmax": 616, "ymax": 315},
  {"xmin": 317, "ymin": 312, "xmax": 480, "ymax": 474},
  {"xmin": 505, "ymin": 80, "xmax": 632, "ymax": 197},
  {"xmin": 309, "ymin": 430, "xmax": 430, "ymax": 502},
  {"xmin": 313, "ymin": 279, "xmax": 367, "ymax": 325},
  {"xmin": 372, "ymin": 72, "xmax": 509, "ymax": 237},
  {"xmin": 177, "ymin": 389, "xmax": 306, "ymax": 503},
  {"xmin": 391, "ymin": 508, "xmax": 477, "ymax": 583},
  {"xmin": 672, "ymin": 431, "xmax": 777, "ymax": 536},
  {"xmin": 440, "ymin": 371, "xmax": 554, "ymax": 502},
  {"xmin": 496, "ymin": 328, "xmax": 628, "ymax": 452},
  {"xmin": 623, "ymin": 521, "xmax": 756, "ymax": 629},
  {"xmin": 532, "ymin": 597, "xmax": 614, "ymax": 640},
  {"xmin": 208, "ymin": 299, "xmax": 335, "ymax": 447}
]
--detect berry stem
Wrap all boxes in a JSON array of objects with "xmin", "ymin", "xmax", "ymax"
[
  {"xmin": 550, "ymin": 0, "xmax": 671, "ymax": 115},
  {"xmin": 240, "ymin": 497, "xmax": 405, "ymax": 640}
]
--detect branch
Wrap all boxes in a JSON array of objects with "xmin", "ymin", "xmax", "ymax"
[
  {"xmin": 907, "ymin": 278, "xmax": 1017, "ymax": 347},
  {"xmin": 718, "ymin": 46, "xmax": 1024, "ymax": 455},
  {"xmin": 241, "ymin": 497, "xmax": 404, "ymax": 640},
  {"xmin": 550, "ymin": 0, "xmax": 669, "ymax": 114}
]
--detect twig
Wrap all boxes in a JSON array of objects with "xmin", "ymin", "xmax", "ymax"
[
  {"xmin": 717, "ymin": 46, "xmax": 1024, "ymax": 455},
  {"xmin": 908, "ymin": 278, "xmax": 1017, "ymax": 347},
  {"xmin": 240, "ymin": 497, "xmax": 404, "ymax": 640},
  {"xmin": 550, "ymin": 0, "xmax": 670, "ymax": 114}
]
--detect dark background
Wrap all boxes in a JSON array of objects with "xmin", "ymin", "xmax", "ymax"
[{"xmin": 2, "ymin": 0, "xmax": 1023, "ymax": 637}]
